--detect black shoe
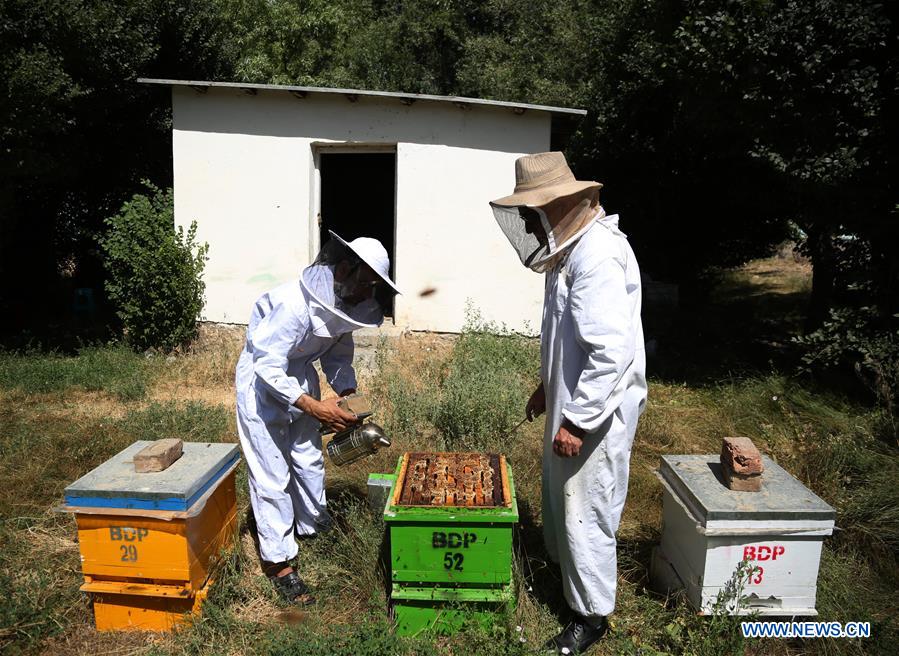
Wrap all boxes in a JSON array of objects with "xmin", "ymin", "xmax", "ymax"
[
  {"xmin": 269, "ymin": 571, "xmax": 316, "ymax": 605},
  {"xmin": 543, "ymin": 616, "xmax": 609, "ymax": 654}
]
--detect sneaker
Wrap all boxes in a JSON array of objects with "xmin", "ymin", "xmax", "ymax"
[{"xmin": 543, "ymin": 615, "xmax": 608, "ymax": 654}]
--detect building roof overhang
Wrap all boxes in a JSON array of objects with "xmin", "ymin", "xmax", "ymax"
[{"xmin": 138, "ymin": 78, "xmax": 588, "ymax": 118}]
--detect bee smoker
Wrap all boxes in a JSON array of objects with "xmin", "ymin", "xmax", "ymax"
[
  {"xmin": 326, "ymin": 422, "xmax": 391, "ymax": 466},
  {"xmin": 322, "ymin": 393, "xmax": 391, "ymax": 466}
]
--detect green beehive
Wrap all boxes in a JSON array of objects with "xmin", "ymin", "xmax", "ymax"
[{"xmin": 382, "ymin": 452, "xmax": 519, "ymax": 636}]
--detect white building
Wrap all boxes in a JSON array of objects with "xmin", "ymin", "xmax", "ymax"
[{"xmin": 141, "ymin": 79, "xmax": 586, "ymax": 333}]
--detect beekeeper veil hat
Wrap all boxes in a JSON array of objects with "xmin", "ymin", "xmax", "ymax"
[
  {"xmin": 301, "ymin": 231, "xmax": 400, "ymax": 337},
  {"xmin": 490, "ymin": 152, "xmax": 603, "ymax": 272}
]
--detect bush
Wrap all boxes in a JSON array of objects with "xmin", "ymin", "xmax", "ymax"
[
  {"xmin": 100, "ymin": 183, "xmax": 208, "ymax": 350},
  {"xmin": 371, "ymin": 310, "xmax": 539, "ymax": 452}
]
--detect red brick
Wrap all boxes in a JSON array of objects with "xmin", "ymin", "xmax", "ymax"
[
  {"xmin": 723, "ymin": 467, "xmax": 763, "ymax": 492},
  {"xmin": 720, "ymin": 436, "xmax": 764, "ymax": 476}
]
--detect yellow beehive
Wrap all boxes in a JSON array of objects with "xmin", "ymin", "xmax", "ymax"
[
  {"xmin": 82, "ymin": 579, "xmax": 212, "ymax": 632},
  {"xmin": 63, "ymin": 441, "xmax": 240, "ymax": 631}
]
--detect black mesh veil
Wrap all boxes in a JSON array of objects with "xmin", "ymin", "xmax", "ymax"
[{"xmin": 303, "ymin": 236, "xmax": 397, "ymax": 326}]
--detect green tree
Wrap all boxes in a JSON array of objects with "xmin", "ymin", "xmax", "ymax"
[
  {"xmin": 669, "ymin": 0, "xmax": 896, "ymax": 324},
  {"xmin": 223, "ymin": 0, "xmax": 485, "ymax": 94}
]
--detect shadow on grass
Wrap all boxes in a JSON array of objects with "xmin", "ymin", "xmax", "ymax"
[
  {"xmin": 516, "ymin": 499, "xmax": 675, "ymax": 619},
  {"xmin": 646, "ymin": 261, "xmax": 812, "ymax": 386},
  {"xmin": 514, "ymin": 499, "xmax": 568, "ymax": 622}
]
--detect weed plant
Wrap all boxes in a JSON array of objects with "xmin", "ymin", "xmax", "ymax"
[
  {"xmin": 435, "ymin": 312, "xmax": 539, "ymax": 451},
  {"xmin": 609, "ymin": 561, "xmax": 758, "ymax": 656},
  {"xmin": 372, "ymin": 309, "xmax": 539, "ymax": 453}
]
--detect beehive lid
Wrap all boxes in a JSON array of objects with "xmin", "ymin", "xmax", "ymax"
[
  {"xmin": 65, "ymin": 441, "xmax": 240, "ymax": 512},
  {"xmin": 659, "ymin": 455, "xmax": 835, "ymax": 525}
]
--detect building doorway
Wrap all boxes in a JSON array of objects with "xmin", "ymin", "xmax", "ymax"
[{"xmin": 317, "ymin": 150, "xmax": 396, "ymax": 317}]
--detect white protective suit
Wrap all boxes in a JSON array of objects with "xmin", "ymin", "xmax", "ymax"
[
  {"xmin": 235, "ymin": 265, "xmax": 382, "ymax": 563},
  {"xmin": 540, "ymin": 213, "xmax": 647, "ymax": 620}
]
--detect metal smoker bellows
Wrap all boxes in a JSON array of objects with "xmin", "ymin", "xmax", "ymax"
[
  {"xmin": 327, "ymin": 422, "xmax": 390, "ymax": 466},
  {"xmin": 321, "ymin": 393, "xmax": 391, "ymax": 467}
]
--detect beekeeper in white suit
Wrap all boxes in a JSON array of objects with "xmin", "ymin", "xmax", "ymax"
[
  {"xmin": 236, "ymin": 231, "xmax": 399, "ymax": 604},
  {"xmin": 490, "ymin": 152, "xmax": 647, "ymax": 654}
]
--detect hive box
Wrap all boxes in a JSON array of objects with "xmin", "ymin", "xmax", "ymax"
[
  {"xmin": 651, "ymin": 455, "xmax": 835, "ymax": 616},
  {"xmin": 62, "ymin": 441, "xmax": 240, "ymax": 630},
  {"xmin": 81, "ymin": 578, "xmax": 213, "ymax": 632},
  {"xmin": 383, "ymin": 452, "xmax": 519, "ymax": 636}
]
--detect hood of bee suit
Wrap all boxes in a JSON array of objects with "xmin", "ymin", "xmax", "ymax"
[
  {"xmin": 490, "ymin": 152, "xmax": 605, "ymax": 273},
  {"xmin": 491, "ymin": 187, "xmax": 604, "ymax": 273}
]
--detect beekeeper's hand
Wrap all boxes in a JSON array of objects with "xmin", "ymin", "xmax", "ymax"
[
  {"xmin": 525, "ymin": 382, "xmax": 546, "ymax": 422},
  {"xmin": 296, "ymin": 395, "xmax": 358, "ymax": 431},
  {"xmin": 553, "ymin": 420, "xmax": 585, "ymax": 458}
]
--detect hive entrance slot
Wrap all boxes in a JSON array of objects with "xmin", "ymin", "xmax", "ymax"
[{"xmin": 398, "ymin": 452, "xmax": 505, "ymax": 507}]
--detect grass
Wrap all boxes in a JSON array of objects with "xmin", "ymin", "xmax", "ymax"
[
  {"xmin": 0, "ymin": 344, "xmax": 149, "ymax": 401},
  {"xmin": 1, "ymin": 252, "xmax": 896, "ymax": 655}
]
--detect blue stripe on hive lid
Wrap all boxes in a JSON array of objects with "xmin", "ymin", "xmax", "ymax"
[{"xmin": 64, "ymin": 441, "xmax": 241, "ymax": 512}]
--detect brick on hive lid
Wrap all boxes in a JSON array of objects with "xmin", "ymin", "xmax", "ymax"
[
  {"xmin": 720, "ymin": 436, "xmax": 764, "ymax": 492},
  {"xmin": 134, "ymin": 438, "xmax": 184, "ymax": 473}
]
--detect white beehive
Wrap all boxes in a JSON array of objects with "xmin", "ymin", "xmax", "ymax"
[{"xmin": 651, "ymin": 455, "xmax": 835, "ymax": 616}]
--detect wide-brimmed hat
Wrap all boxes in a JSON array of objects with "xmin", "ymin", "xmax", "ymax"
[
  {"xmin": 490, "ymin": 151, "xmax": 602, "ymax": 207},
  {"xmin": 328, "ymin": 230, "xmax": 401, "ymax": 294}
]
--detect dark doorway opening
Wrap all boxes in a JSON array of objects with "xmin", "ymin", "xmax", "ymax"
[{"xmin": 318, "ymin": 151, "xmax": 396, "ymax": 318}]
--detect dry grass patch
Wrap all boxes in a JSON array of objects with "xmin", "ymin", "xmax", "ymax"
[{"xmin": 147, "ymin": 323, "xmax": 243, "ymax": 408}]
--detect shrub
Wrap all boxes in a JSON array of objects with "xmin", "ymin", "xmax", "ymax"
[
  {"xmin": 371, "ymin": 335, "xmax": 445, "ymax": 443},
  {"xmin": 100, "ymin": 183, "xmax": 208, "ymax": 350},
  {"xmin": 370, "ymin": 310, "xmax": 539, "ymax": 452}
]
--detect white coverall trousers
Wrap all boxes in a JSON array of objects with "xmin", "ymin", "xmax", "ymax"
[
  {"xmin": 235, "ymin": 280, "xmax": 358, "ymax": 564},
  {"xmin": 237, "ymin": 369, "xmax": 328, "ymax": 563},
  {"xmin": 540, "ymin": 217, "xmax": 647, "ymax": 621}
]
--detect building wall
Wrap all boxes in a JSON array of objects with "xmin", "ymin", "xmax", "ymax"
[{"xmin": 171, "ymin": 86, "xmax": 549, "ymax": 332}]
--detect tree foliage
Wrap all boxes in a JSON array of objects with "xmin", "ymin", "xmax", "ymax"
[
  {"xmin": 1, "ymin": 0, "xmax": 894, "ymax": 377},
  {"xmin": 668, "ymin": 0, "xmax": 896, "ymax": 320},
  {"xmin": 0, "ymin": 0, "xmax": 233, "ymax": 337}
]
